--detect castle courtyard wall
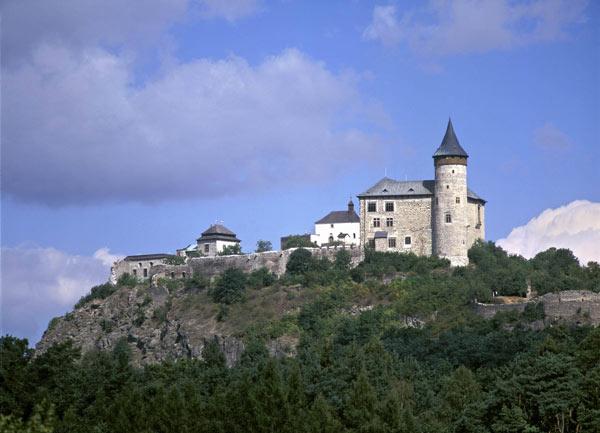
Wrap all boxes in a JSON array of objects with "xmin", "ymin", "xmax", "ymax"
[{"xmin": 113, "ymin": 246, "xmax": 364, "ymax": 283}]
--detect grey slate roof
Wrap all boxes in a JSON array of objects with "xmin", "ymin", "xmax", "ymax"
[
  {"xmin": 433, "ymin": 119, "xmax": 469, "ymax": 158},
  {"xmin": 197, "ymin": 224, "xmax": 241, "ymax": 242},
  {"xmin": 315, "ymin": 210, "xmax": 360, "ymax": 225},
  {"xmin": 374, "ymin": 231, "xmax": 388, "ymax": 239},
  {"xmin": 124, "ymin": 253, "xmax": 171, "ymax": 262},
  {"xmin": 358, "ymin": 177, "xmax": 485, "ymax": 203}
]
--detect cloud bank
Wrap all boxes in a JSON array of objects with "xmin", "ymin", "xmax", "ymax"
[
  {"xmin": 363, "ymin": 0, "xmax": 587, "ymax": 56},
  {"xmin": 0, "ymin": 245, "xmax": 121, "ymax": 344},
  {"xmin": 2, "ymin": 46, "xmax": 383, "ymax": 205},
  {"xmin": 497, "ymin": 200, "xmax": 600, "ymax": 265}
]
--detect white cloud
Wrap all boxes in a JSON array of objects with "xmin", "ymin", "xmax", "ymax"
[
  {"xmin": 363, "ymin": 0, "xmax": 588, "ymax": 57},
  {"xmin": 497, "ymin": 200, "xmax": 600, "ymax": 265},
  {"xmin": 2, "ymin": 45, "xmax": 384, "ymax": 205},
  {"xmin": 198, "ymin": 0, "xmax": 262, "ymax": 21},
  {"xmin": 533, "ymin": 122, "xmax": 573, "ymax": 151},
  {"xmin": 0, "ymin": 245, "xmax": 118, "ymax": 344}
]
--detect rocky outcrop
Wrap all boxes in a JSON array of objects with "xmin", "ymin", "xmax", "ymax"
[
  {"xmin": 36, "ymin": 283, "xmax": 296, "ymax": 367},
  {"xmin": 473, "ymin": 290, "xmax": 600, "ymax": 326}
]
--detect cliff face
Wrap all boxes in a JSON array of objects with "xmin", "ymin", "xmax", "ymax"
[{"xmin": 36, "ymin": 282, "xmax": 300, "ymax": 367}]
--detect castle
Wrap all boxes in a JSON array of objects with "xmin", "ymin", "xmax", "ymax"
[
  {"xmin": 358, "ymin": 119, "xmax": 486, "ymax": 266},
  {"xmin": 112, "ymin": 119, "xmax": 485, "ymax": 282}
]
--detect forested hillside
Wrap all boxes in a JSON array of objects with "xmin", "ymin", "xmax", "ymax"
[{"xmin": 2, "ymin": 242, "xmax": 599, "ymax": 432}]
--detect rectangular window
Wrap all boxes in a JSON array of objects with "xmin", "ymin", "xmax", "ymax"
[
  {"xmin": 385, "ymin": 202, "xmax": 394, "ymax": 212},
  {"xmin": 204, "ymin": 244, "xmax": 209, "ymax": 253},
  {"xmin": 445, "ymin": 213, "xmax": 452, "ymax": 223},
  {"xmin": 388, "ymin": 238, "xmax": 396, "ymax": 248},
  {"xmin": 367, "ymin": 202, "xmax": 377, "ymax": 212},
  {"xmin": 353, "ymin": 233, "xmax": 356, "ymax": 239},
  {"xmin": 405, "ymin": 236, "xmax": 412, "ymax": 245},
  {"xmin": 368, "ymin": 239, "xmax": 375, "ymax": 249},
  {"xmin": 435, "ymin": 197, "xmax": 438, "ymax": 205},
  {"xmin": 386, "ymin": 217, "xmax": 393, "ymax": 227},
  {"xmin": 456, "ymin": 197, "xmax": 460, "ymax": 204},
  {"xmin": 143, "ymin": 268, "xmax": 148, "ymax": 278},
  {"xmin": 373, "ymin": 218, "xmax": 381, "ymax": 228}
]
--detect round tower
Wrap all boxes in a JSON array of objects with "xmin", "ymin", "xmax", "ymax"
[{"xmin": 432, "ymin": 119, "xmax": 469, "ymax": 266}]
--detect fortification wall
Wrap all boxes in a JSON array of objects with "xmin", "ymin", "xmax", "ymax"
[
  {"xmin": 473, "ymin": 290, "xmax": 600, "ymax": 326},
  {"xmin": 114, "ymin": 246, "xmax": 364, "ymax": 282}
]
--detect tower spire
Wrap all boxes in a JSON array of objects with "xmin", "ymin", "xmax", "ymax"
[{"xmin": 433, "ymin": 118, "xmax": 468, "ymax": 159}]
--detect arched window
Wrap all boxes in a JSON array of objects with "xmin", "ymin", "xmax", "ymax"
[{"xmin": 328, "ymin": 236, "xmax": 334, "ymax": 243}]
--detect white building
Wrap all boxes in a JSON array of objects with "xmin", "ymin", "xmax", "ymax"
[
  {"xmin": 196, "ymin": 224, "xmax": 241, "ymax": 257},
  {"xmin": 310, "ymin": 200, "xmax": 360, "ymax": 246}
]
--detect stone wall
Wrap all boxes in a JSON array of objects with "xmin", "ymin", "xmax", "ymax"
[
  {"xmin": 466, "ymin": 199, "xmax": 485, "ymax": 248},
  {"xmin": 137, "ymin": 246, "xmax": 364, "ymax": 281},
  {"xmin": 359, "ymin": 197, "xmax": 433, "ymax": 256},
  {"xmin": 473, "ymin": 290, "xmax": 600, "ymax": 326}
]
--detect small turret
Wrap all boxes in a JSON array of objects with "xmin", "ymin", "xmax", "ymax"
[
  {"xmin": 347, "ymin": 199, "xmax": 355, "ymax": 213},
  {"xmin": 432, "ymin": 119, "xmax": 469, "ymax": 266}
]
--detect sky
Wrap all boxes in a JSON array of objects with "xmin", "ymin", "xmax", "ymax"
[{"xmin": 1, "ymin": 0, "xmax": 599, "ymax": 343}]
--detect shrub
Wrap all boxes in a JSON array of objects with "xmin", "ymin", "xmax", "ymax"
[
  {"xmin": 185, "ymin": 274, "xmax": 210, "ymax": 290},
  {"xmin": 255, "ymin": 240, "xmax": 273, "ymax": 253},
  {"xmin": 75, "ymin": 282, "xmax": 118, "ymax": 309},
  {"xmin": 334, "ymin": 249, "xmax": 352, "ymax": 270},
  {"xmin": 286, "ymin": 248, "xmax": 314, "ymax": 275},
  {"xmin": 281, "ymin": 235, "xmax": 317, "ymax": 249},
  {"xmin": 212, "ymin": 268, "xmax": 247, "ymax": 304},
  {"xmin": 247, "ymin": 267, "xmax": 277, "ymax": 289},
  {"xmin": 117, "ymin": 273, "xmax": 138, "ymax": 287},
  {"xmin": 219, "ymin": 244, "xmax": 243, "ymax": 256},
  {"xmin": 522, "ymin": 302, "xmax": 545, "ymax": 322},
  {"xmin": 164, "ymin": 255, "xmax": 186, "ymax": 265}
]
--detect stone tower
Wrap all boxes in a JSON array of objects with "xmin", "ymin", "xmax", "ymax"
[{"xmin": 432, "ymin": 119, "xmax": 469, "ymax": 266}]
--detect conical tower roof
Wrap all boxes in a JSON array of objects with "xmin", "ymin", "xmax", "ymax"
[{"xmin": 433, "ymin": 119, "xmax": 468, "ymax": 158}]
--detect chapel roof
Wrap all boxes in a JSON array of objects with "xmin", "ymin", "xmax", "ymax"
[
  {"xmin": 315, "ymin": 210, "xmax": 360, "ymax": 225},
  {"xmin": 433, "ymin": 119, "xmax": 469, "ymax": 159}
]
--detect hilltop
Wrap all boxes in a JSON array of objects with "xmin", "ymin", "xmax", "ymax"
[{"xmin": 3, "ymin": 241, "xmax": 600, "ymax": 432}]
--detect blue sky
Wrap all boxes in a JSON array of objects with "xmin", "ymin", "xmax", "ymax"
[{"xmin": 1, "ymin": 0, "xmax": 599, "ymax": 342}]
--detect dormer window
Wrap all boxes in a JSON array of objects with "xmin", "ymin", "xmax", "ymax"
[
  {"xmin": 408, "ymin": 188, "xmax": 414, "ymax": 192},
  {"xmin": 382, "ymin": 188, "xmax": 388, "ymax": 192}
]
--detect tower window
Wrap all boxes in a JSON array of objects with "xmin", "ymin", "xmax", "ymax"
[
  {"xmin": 204, "ymin": 244, "xmax": 210, "ymax": 253},
  {"xmin": 373, "ymin": 218, "xmax": 381, "ymax": 228},
  {"xmin": 445, "ymin": 213, "xmax": 452, "ymax": 223},
  {"xmin": 367, "ymin": 202, "xmax": 376, "ymax": 212},
  {"xmin": 456, "ymin": 197, "xmax": 460, "ymax": 204},
  {"xmin": 386, "ymin": 218, "xmax": 393, "ymax": 227},
  {"xmin": 385, "ymin": 202, "xmax": 394, "ymax": 212},
  {"xmin": 452, "ymin": 169, "xmax": 455, "ymax": 173},
  {"xmin": 446, "ymin": 185, "xmax": 449, "ymax": 189},
  {"xmin": 388, "ymin": 238, "xmax": 396, "ymax": 248},
  {"xmin": 404, "ymin": 236, "xmax": 412, "ymax": 245}
]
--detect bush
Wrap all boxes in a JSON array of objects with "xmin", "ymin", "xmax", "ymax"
[
  {"xmin": 117, "ymin": 273, "xmax": 138, "ymax": 287},
  {"xmin": 334, "ymin": 249, "xmax": 352, "ymax": 270},
  {"xmin": 255, "ymin": 240, "xmax": 273, "ymax": 253},
  {"xmin": 286, "ymin": 248, "xmax": 314, "ymax": 275},
  {"xmin": 247, "ymin": 267, "xmax": 277, "ymax": 289},
  {"xmin": 185, "ymin": 274, "xmax": 210, "ymax": 290},
  {"xmin": 164, "ymin": 255, "xmax": 186, "ymax": 265},
  {"xmin": 75, "ymin": 282, "xmax": 118, "ymax": 308},
  {"xmin": 219, "ymin": 244, "xmax": 243, "ymax": 256},
  {"xmin": 281, "ymin": 235, "xmax": 317, "ymax": 249},
  {"xmin": 212, "ymin": 268, "xmax": 247, "ymax": 304}
]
